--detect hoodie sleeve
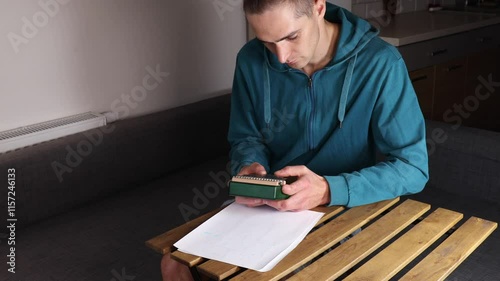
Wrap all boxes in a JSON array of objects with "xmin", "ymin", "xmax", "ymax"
[
  {"xmin": 227, "ymin": 55, "xmax": 271, "ymax": 175},
  {"xmin": 325, "ymin": 57, "xmax": 429, "ymax": 207}
]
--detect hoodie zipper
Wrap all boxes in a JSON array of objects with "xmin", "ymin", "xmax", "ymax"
[{"xmin": 308, "ymin": 77, "xmax": 315, "ymax": 151}]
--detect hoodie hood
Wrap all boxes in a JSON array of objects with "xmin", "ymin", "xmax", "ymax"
[
  {"xmin": 262, "ymin": 3, "xmax": 379, "ymax": 128},
  {"xmin": 264, "ymin": 3, "xmax": 379, "ymax": 71}
]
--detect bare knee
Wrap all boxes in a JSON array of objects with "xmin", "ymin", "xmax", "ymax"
[{"xmin": 161, "ymin": 253, "xmax": 194, "ymax": 281}]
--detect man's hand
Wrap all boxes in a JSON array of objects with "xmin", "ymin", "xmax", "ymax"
[
  {"xmin": 237, "ymin": 162, "xmax": 266, "ymax": 176},
  {"xmin": 235, "ymin": 162, "xmax": 267, "ymax": 207},
  {"xmin": 266, "ymin": 165, "xmax": 331, "ymax": 211}
]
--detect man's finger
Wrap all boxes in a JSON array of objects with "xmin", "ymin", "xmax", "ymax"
[
  {"xmin": 235, "ymin": 196, "xmax": 264, "ymax": 206},
  {"xmin": 238, "ymin": 162, "xmax": 266, "ymax": 176},
  {"xmin": 282, "ymin": 182, "xmax": 301, "ymax": 196},
  {"xmin": 264, "ymin": 195, "xmax": 307, "ymax": 212},
  {"xmin": 263, "ymin": 199, "xmax": 284, "ymax": 210},
  {"xmin": 274, "ymin": 165, "xmax": 307, "ymax": 177}
]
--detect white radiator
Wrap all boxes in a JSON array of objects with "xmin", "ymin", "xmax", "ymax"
[{"xmin": 0, "ymin": 112, "xmax": 107, "ymax": 154}]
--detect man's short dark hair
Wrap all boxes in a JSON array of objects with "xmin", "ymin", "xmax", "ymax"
[{"xmin": 243, "ymin": 0, "xmax": 314, "ymax": 18}]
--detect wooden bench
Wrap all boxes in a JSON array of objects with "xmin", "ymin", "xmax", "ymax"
[{"xmin": 146, "ymin": 198, "xmax": 497, "ymax": 280}]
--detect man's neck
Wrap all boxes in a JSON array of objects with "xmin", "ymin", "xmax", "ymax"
[{"xmin": 302, "ymin": 21, "xmax": 338, "ymax": 76}]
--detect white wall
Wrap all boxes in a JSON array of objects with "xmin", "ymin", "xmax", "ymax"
[{"xmin": 0, "ymin": 0, "xmax": 246, "ymax": 131}]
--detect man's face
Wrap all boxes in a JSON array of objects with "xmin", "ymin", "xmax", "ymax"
[{"xmin": 247, "ymin": 3, "xmax": 320, "ymax": 70}]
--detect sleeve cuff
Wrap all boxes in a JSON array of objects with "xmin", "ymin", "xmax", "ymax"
[{"xmin": 324, "ymin": 175, "xmax": 350, "ymax": 206}]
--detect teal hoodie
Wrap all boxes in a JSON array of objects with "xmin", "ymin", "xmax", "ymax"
[{"xmin": 228, "ymin": 4, "xmax": 428, "ymax": 207}]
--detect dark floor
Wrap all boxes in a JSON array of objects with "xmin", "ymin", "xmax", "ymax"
[{"xmin": 0, "ymin": 156, "xmax": 231, "ymax": 281}]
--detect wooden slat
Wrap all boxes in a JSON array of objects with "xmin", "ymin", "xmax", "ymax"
[
  {"xmin": 145, "ymin": 207, "xmax": 222, "ymax": 254},
  {"xmin": 171, "ymin": 251, "xmax": 205, "ymax": 267},
  {"xmin": 198, "ymin": 260, "xmax": 242, "ymax": 280},
  {"xmin": 400, "ymin": 217, "xmax": 498, "ymax": 281},
  {"xmin": 344, "ymin": 208, "xmax": 463, "ymax": 281},
  {"xmin": 197, "ymin": 205, "xmax": 345, "ymax": 280},
  {"xmin": 288, "ymin": 199, "xmax": 431, "ymax": 281},
  {"xmin": 229, "ymin": 197, "xmax": 400, "ymax": 281},
  {"xmin": 312, "ymin": 205, "xmax": 345, "ymax": 225}
]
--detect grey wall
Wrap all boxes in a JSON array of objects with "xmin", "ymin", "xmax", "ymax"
[{"xmin": 0, "ymin": 0, "xmax": 245, "ymax": 131}]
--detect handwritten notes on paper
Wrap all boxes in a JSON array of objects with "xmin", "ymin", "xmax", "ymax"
[{"xmin": 174, "ymin": 203, "xmax": 324, "ymax": 272}]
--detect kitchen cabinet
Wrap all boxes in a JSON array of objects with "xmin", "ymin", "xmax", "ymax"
[
  {"xmin": 433, "ymin": 57, "xmax": 467, "ymax": 123},
  {"xmin": 399, "ymin": 30, "xmax": 471, "ymax": 72},
  {"xmin": 409, "ymin": 67, "xmax": 435, "ymax": 120},
  {"xmin": 404, "ymin": 24, "xmax": 500, "ymax": 131},
  {"xmin": 494, "ymin": 47, "xmax": 500, "ymax": 130},
  {"xmin": 463, "ymin": 48, "xmax": 499, "ymax": 130}
]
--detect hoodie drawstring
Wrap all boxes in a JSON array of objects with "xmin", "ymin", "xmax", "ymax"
[
  {"xmin": 263, "ymin": 59, "xmax": 271, "ymax": 127},
  {"xmin": 338, "ymin": 54, "xmax": 357, "ymax": 128},
  {"xmin": 264, "ymin": 52, "xmax": 357, "ymax": 129}
]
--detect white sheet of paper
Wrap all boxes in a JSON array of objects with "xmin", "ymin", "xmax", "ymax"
[{"xmin": 174, "ymin": 202, "xmax": 324, "ymax": 272}]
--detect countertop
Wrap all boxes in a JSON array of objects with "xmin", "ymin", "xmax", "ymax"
[{"xmin": 371, "ymin": 10, "xmax": 500, "ymax": 46}]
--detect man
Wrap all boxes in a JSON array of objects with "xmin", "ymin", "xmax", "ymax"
[
  {"xmin": 230, "ymin": 0, "xmax": 428, "ymax": 211},
  {"xmin": 162, "ymin": 0, "xmax": 428, "ymax": 279}
]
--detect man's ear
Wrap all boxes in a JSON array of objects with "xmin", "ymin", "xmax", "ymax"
[{"xmin": 313, "ymin": 0, "xmax": 327, "ymax": 18}]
